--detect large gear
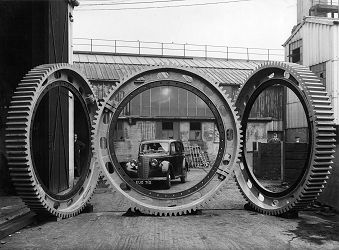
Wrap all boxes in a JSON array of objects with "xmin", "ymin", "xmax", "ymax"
[
  {"xmin": 5, "ymin": 64, "xmax": 100, "ymax": 218},
  {"xmin": 234, "ymin": 61, "xmax": 336, "ymax": 215},
  {"xmin": 93, "ymin": 65, "xmax": 242, "ymax": 216}
]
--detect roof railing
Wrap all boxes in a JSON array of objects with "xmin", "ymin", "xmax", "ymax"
[
  {"xmin": 73, "ymin": 38, "xmax": 285, "ymax": 61},
  {"xmin": 312, "ymin": 0, "xmax": 339, "ymax": 5}
]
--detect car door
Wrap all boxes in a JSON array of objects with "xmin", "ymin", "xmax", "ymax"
[
  {"xmin": 170, "ymin": 142, "xmax": 182, "ymax": 176},
  {"xmin": 175, "ymin": 142, "xmax": 185, "ymax": 175},
  {"xmin": 170, "ymin": 142, "xmax": 179, "ymax": 175}
]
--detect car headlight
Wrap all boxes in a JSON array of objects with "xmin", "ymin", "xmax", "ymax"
[
  {"xmin": 130, "ymin": 160, "xmax": 137, "ymax": 169},
  {"xmin": 150, "ymin": 159, "xmax": 158, "ymax": 167}
]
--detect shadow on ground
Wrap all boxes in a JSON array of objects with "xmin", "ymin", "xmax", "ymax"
[{"xmin": 288, "ymin": 213, "xmax": 339, "ymax": 245}]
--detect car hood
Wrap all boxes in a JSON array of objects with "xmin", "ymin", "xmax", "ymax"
[{"xmin": 139, "ymin": 153, "xmax": 169, "ymax": 159}]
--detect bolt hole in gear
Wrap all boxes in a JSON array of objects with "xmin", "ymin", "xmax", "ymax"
[
  {"xmin": 94, "ymin": 66, "xmax": 241, "ymax": 216},
  {"xmin": 5, "ymin": 64, "xmax": 100, "ymax": 218},
  {"xmin": 235, "ymin": 62, "xmax": 336, "ymax": 215}
]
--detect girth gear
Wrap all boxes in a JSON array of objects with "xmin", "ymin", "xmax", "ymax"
[{"xmin": 5, "ymin": 64, "xmax": 100, "ymax": 218}]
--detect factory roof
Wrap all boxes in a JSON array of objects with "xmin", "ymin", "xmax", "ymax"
[{"xmin": 73, "ymin": 51, "xmax": 264, "ymax": 86}]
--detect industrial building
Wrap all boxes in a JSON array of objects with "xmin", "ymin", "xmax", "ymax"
[
  {"xmin": 72, "ymin": 52, "xmax": 281, "ymax": 166},
  {"xmin": 283, "ymin": 0, "xmax": 339, "ymax": 210}
]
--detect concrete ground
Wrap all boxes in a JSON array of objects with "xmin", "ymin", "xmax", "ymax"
[
  {"xmin": 145, "ymin": 168, "xmax": 209, "ymax": 193},
  {"xmin": 0, "ymin": 179, "xmax": 338, "ymax": 249}
]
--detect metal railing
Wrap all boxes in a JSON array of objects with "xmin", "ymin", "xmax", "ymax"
[
  {"xmin": 73, "ymin": 38, "xmax": 285, "ymax": 61},
  {"xmin": 312, "ymin": 0, "xmax": 339, "ymax": 5}
]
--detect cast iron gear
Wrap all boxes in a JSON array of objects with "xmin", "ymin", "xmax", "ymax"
[
  {"xmin": 5, "ymin": 64, "xmax": 101, "ymax": 218},
  {"xmin": 234, "ymin": 61, "xmax": 336, "ymax": 215},
  {"xmin": 93, "ymin": 65, "xmax": 242, "ymax": 216}
]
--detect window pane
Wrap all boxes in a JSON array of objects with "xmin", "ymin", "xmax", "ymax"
[
  {"xmin": 141, "ymin": 90, "xmax": 150, "ymax": 116},
  {"xmin": 169, "ymin": 87, "xmax": 179, "ymax": 116},
  {"xmin": 197, "ymin": 98, "xmax": 206, "ymax": 116},
  {"xmin": 160, "ymin": 87, "xmax": 170, "ymax": 115},
  {"xmin": 151, "ymin": 87, "xmax": 160, "ymax": 117},
  {"xmin": 190, "ymin": 122, "xmax": 201, "ymax": 130},
  {"xmin": 162, "ymin": 122, "xmax": 173, "ymax": 130},
  {"xmin": 130, "ymin": 93, "xmax": 141, "ymax": 116},
  {"xmin": 187, "ymin": 91, "xmax": 196, "ymax": 117},
  {"xmin": 178, "ymin": 89, "xmax": 187, "ymax": 116}
]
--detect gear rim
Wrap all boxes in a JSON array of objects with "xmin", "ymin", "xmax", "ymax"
[
  {"xmin": 5, "ymin": 64, "xmax": 100, "ymax": 218},
  {"xmin": 94, "ymin": 65, "xmax": 242, "ymax": 215},
  {"xmin": 234, "ymin": 61, "xmax": 336, "ymax": 215},
  {"xmin": 108, "ymin": 80, "xmax": 226, "ymax": 199}
]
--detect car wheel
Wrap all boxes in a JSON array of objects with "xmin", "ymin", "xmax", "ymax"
[
  {"xmin": 180, "ymin": 166, "xmax": 187, "ymax": 183},
  {"xmin": 164, "ymin": 171, "xmax": 171, "ymax": 189}
]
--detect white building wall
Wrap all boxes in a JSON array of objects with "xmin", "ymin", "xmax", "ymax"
[
  {"xmin": 286, "ymin": 88, "xmax": 308, "ymax": 128},
  {"xmin": 297, "ymin": 0, "xmax": 313, "ymax": 24},
  {"xmin": 285, "ymin": 18, "xmax": 339, "ymax": 124},
  {"xmin": 326, "ymin": 60, "xmax": 339, "ymax": 124},
  {"xmin": 302, "ymin": 22, "xmax": 333, "ymax": 66}
]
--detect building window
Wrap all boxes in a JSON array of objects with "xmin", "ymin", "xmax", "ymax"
[
  {"xmin": 162, "ymin": 121, "xmax": 174, "ymax": 139},
  {"xmin": 162, "ymin": 122, "xmax": 173, "ymax": 130},
  {"xmin": 288, "ymin": 39, "xmax": 302, "ymax": 64},
  {"xmin": 189, "ymin": 122, "xmax": 202, "ymax": 140},
  {"xmin": 291, "ymin": 48, "xmax": 301, "ymax": 63},
  {"xmin": 113, "ymin": 120, "xmax": 124, "ymax": 140}
]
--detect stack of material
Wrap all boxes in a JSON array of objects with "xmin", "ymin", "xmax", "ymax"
[{"xmin": 184, "ymin": 145, "xmax": 210, "ymax": 168}]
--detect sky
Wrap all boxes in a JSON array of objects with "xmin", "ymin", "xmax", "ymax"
[{"xmin": 73, "ymin": 0, "xmax": 297, "ymax": 58}]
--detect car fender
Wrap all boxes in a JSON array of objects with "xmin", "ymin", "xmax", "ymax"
[
  {"xmin": 125, "ymin": 162, "xmax": 134, "ymax": 171},
  {"xmin": 160, "ymin": 161, "xmax": 170, "ymax": 174}
]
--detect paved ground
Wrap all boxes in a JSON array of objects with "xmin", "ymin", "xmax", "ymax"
[
  {"xmin": 0, "ymin": 197, "xmax": 30, "ymax": 225},
  {"xmin": 0, "ymin": 179, "xmax": 338, "ymax": 250},
  {"xmin": 146, "ymin": 168, "xmax": 209, "ymax": 193}
]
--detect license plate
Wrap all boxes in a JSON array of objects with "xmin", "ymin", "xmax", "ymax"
[{"xmin": 135, "ymin": 180, "xmax": 152, "ymax": 185}]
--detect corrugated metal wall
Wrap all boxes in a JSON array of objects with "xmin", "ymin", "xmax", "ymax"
[
  {"xmin": 303, "ymin": 22, "xmax": 334, "ymax": 66},
  {"xmin": 249, "ymin": 86, "xmax": 283, "ymax": 120},
  {"xmin": 286, "ymin": 19, "xmax": 338, "ymax": 67},
  {"xmin": 286, "ymin": 88, "xmax": 308, "ymax": 128},
  {"xmin": 297, "ymin": 0, "xmax": 313, "ymax": 24},
  {"xmin": 326, "ymin": 60, "xmax": 339, "ymax": 124},
  {"xmin": 285, "ymin": 18, "xmax": 339, "ymax": 125}
]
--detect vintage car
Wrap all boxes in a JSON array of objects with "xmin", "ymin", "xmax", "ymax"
[{"xmin": 124, "ymin": 139, "xmax": 188, "ymax": 189}]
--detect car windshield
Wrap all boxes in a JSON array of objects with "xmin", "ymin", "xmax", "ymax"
[{"xmin": 140, "ymin": 142, "xmax": 169, "ymax": 154}]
